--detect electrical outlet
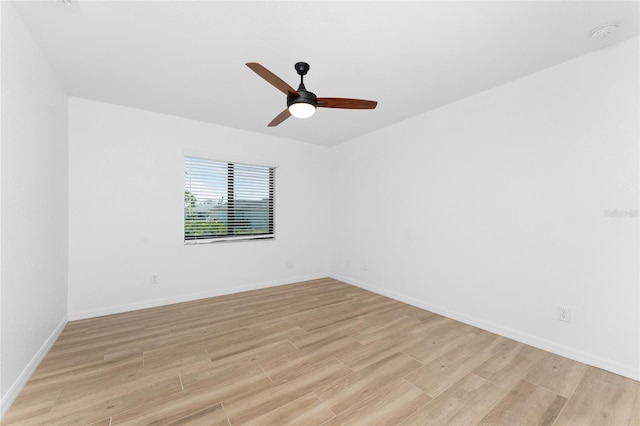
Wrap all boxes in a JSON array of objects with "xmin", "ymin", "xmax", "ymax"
[
  {"xmin": 362, "ymin": 264, "xmax": 367, "ymax": 272},
  {"xmin": 557, "ymin": 306, "xmax": 571, "ymax": 322},
  {"xmin": 151, "ymin": 274, "xmax": 160, "ymax": 285}
]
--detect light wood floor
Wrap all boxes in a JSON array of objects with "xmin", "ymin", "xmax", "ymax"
[{"xmin": 4, "ymin": 278, "xmax": 639, "ymax": 425}]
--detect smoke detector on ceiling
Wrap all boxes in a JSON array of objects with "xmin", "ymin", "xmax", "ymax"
[{"xmin": 589, "ymin": 24, "xmax": 619, "ymax": 39}]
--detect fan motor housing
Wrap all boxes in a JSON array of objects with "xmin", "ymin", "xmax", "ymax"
[{"xmin": 287, "ymin": 89, "xmax": 317, "ymax": 108}]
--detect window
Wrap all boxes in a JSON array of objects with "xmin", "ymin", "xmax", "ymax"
[{"xmin": 184, "ymin": 156, "xmax": 274, "ymax": 243}]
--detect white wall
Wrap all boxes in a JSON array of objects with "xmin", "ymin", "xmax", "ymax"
[
  {"xmin": 330, "ymin": 37, "xmax": 639, "ymax": 380},
  {"xmin": 0, "ymin": 2, "xmax": 69, "ymax": 412},
  {"xmin": 67, "ymin": 98, "xmax": 330, "ymax": 319}
]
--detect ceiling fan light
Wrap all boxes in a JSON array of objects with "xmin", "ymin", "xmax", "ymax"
[{"xmin": 288, "ymin": 102, "xmax": 316, "ymax": 119}]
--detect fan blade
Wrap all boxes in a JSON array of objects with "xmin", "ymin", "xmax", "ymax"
[
  {"xmin": 317, "ymin": 98, "xmax": 378, "ymax": 109},
  {"xmin": 268, "ymin": 109, "xmax": 291, "ymax": 127},
  {"xmin": 246, "ymin": 62, "xmax": 299, "ymax": 97}
]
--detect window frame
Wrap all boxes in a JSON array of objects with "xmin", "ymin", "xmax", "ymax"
[{"xmin": 184, "ymin": 155, "xmax": 275, "ymax": 244}]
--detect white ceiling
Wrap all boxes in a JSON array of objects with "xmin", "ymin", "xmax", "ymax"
[{"xmin": 13, "ymin": 1, "xmax": 639, "ymax": 146}]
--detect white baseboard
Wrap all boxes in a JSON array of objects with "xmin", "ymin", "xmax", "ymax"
[
  {"xmin": 68, "ymin": 274, "xmax": 329, "ymax": 321},
  {"xmin": 330, "ymin": 274, "xmax": 639, "ymax": 382},
  {"xmin": 0, "ymin": 315, "xmax": 68, "ymax": 419}
]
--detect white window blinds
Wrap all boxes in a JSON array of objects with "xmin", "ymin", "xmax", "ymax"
[{"xmin": 184, "ymin": 156, "xmax": 275, "ymax": 242}]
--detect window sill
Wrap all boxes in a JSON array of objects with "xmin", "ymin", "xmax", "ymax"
[{"xmin": 184, "ymin": 235, "xmax": 275, "ymax": 245}]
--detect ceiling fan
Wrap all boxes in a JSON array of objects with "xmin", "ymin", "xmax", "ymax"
[{"xmin": 246, "ymin": 62, "xmax": 378, "ymax": 127}]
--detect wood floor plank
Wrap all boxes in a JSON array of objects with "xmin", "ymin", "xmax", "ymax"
[
  {"xmin": 398, "ymin": 372, "xmax": 507, "ymax": 425},
  {"xmin": 222, "ymin": 357, "xmax": 352, "ymax": 424},
  {"xmin": 479, "ymin": 379, "xmax": 567, "ymax": 426},
  {"xmin": 112, "ymin": 395, "xmax": 228, "ymax": 426},
  {"xmin": 1, "ymin": 389, "xmax": 60, "ymax": 424},
  {"xmin": 337, "ymin": 333, "xmax": 416, "ymax": 371},
  {"xmin": 350, "ymin": 315, "xmax": 424, "ymax": 345},
  {"xmin": 288, "ymin": 326, "xmax": 364, "ymax": 356},
  {"xmin": 208, "ymin": 339, "xmax": 299, "ymax": 370},
  {"xmin": 205, "ymin": 324, "xmax": 304, "ymax": 363},
  {"xmin": 524, "ymin": 352, "xmax": 588, "ymax": 398},
  {"xmin": 142, "ymin": 347, "xmax": 211, "ymax": 372},
  {"xmin": 408, "ymin": 313, "xmax": 473, "ymax": 339},
  {"xmin": 16, "ymin": 353, "xmax": 143, "ymax": 404},
  {"xmin": 4, "ymin": 278, "xmax": 638, "ymax": 425},
  {"xmin": 245, "ymin": 392, "xmax": 335, "ymax": 425},
  {"xmin": 162, "ymin": 403, "xmax": 229, "ymax": 426},
  {"xmin": 315, "ymin": 351, "xmax": 422, "ymax": 415},
  {"xmin": 403, "ymin": 333, "xmax": 507, "ymax": 398},
  {"xmin": 261, "ymin": 346, "xmax": 352, "ymax": 384},
  {"xmin": 401, "ymin": 317, "xmax": 479, "ymax": 365},
  {"xmin": 86, "ymin": 417, "xmax": 112, "ymax": 426},
  {"xmin": 15, "ymin": 374, "xmax": 183, "ymax": 425},
  {"xmin": 631, "ymin": 389, "xmax": 640, "ymax": 426},
  {"xmin": 474, "ymin": 340, "xmax": 547, "ymax": 389},
  {"xmin": 47, "ymin": 357, "xmax": 154, "ymax": 405},
  {"xmin": 179, "ymin": 362, "xmax": 272, "ymax": 402},
  {"xmin": 321, "ymin": 380, "xmax": 432, "ymax": 425},
  {"xmin": 553, "ymin": 366, "xmax": 640, "ymax": 426}
]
